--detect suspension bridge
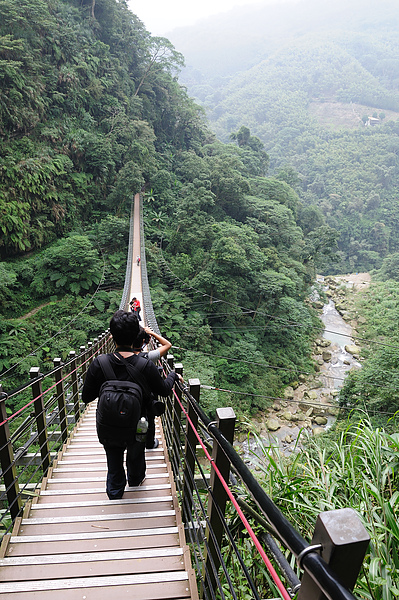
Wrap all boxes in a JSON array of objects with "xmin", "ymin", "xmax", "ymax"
[{"xmin": 0, "ymin": 194, "xmax": 370, "ymax": 599}]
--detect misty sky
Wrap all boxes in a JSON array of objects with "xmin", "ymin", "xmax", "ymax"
[{"xmin": 128, "ymin": 0, "xmax": 296, "ymax": 36}]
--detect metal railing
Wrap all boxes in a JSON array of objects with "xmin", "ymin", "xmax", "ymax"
[
  {"xmin": 157, "ymin": 355, "xmax": 369, "ymax": 600},
  {"xmin": 0, "ymin": 194, "xmax": 370, "ymax": 598},
  {"xmin": 119, "ymin": 199, "xmax": 135, "ymax": 311},
  {"xmin": 0, "ymin": 333, "xmax": 113, "ymax": 533}
]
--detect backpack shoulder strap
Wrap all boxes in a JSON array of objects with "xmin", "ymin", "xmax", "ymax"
[
  {"xmin": 97, "ymin": 354, "xmax": 117, "ymax": 381},
  {"xmin": 114, "ymin": 352, "xmax": 151, "ymax": 399}
]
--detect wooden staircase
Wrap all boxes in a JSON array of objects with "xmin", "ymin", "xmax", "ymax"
[{"xmin": 0, "ymin": 402, "xmax": 198, "ymax": 599}]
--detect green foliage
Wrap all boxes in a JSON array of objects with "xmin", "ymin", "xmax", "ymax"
[
  {"xmin": 340, "ymin": 279, "xmax": 399, "ymax": 416},
  {"xmin": 0, "ymin": 0, "xmax": 199, "ymax": 258},
  {"xmin": 251, "ymin": 420, "xmax": 399, "ymax": 598},
  {"xmin": 0, "ymin": 262, "xmax": 17, "ymax": 299},
  {"xmin": 174, "ymin": 0, "xmax": 399, "ymax": 272},
  {"xmin": 93, "ymin": 215, "xmax": 129, "ymax": 252},
  {"xmin": 0, "ymin": 0, "xmax": 323, "ymax": 437},
  {"xmin": 380, "ymin": 253, "xmax": 399, "ymax": 281},
  {"xmin": 30, "ymin": 234, "xmax": 103, "ymax": 296}
]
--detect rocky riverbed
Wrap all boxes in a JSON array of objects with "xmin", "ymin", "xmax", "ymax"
[{"xmin": 240, "ymin": 273, "xmax": 370, "ymax": 459}]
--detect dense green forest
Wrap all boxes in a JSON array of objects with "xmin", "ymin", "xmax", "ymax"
[
  {"xmin": 170, "ymin": 0, "xmax": 399, "ymax": 273},
  {"xmin": 0, "ymin": 0, "xmax": 334, "ymax": 418},
  {"xmin": 2, "ymin": 0, "xmax": 399, "ymax": 595}
]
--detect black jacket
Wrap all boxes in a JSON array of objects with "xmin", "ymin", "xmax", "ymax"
[{"xmin": 82, "ymin": 352, "xmax": 179, "ymax": 406}]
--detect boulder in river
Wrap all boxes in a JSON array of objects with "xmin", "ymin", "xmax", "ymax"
[
  {"xmin": 266, "ymin": 418, "xmax": 280, "ymax": 431},
  {"xmin": 282, "ymin": 411, "xmax": 293, "ymax": 421},
  {"xmin": 345, "ymin": 344, "xmax": 361, "ymax": 355},
  {"xmin": 318, "ymin": 340, "xmax": 332, "ymax": 348},
  {"xmin": 284, "ymin": 387, "xmax": 294, "ymax": 399},
  {"xmin": 312, "ymin": 427, "xmax": 326, "ymax": 436}
]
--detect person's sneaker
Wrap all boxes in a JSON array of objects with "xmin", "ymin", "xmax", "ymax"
[
  {"xmin": 146, "ymin": 438, "xmax": 160, "ymax": 449},
  {"xmin": 128, "ymin": 476, "xmax": 146, "ymax": 487}
]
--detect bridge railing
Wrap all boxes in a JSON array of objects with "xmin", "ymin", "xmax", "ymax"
[
  {"xmin": 0, "ymin": 195, "xmax": 370, "ymax": 598},
  {"xmin": 158, "ymin": 353, "xmax": 370, "ymax": 600},
  {"xmin": 119, "ymin": 199, "xmax": 135, "ymax": 312},
  {"xmin": 0, "ymin": 333, "xmax": 113, "ymax": 532},
  {"xmin": 0, "ymin": 335, "xmax": 369, "ymax": 599}
]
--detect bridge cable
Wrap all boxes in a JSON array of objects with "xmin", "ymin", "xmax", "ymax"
[{"xmin": 156, "ymin": 245, "xmax": 399, "ymax": 351}]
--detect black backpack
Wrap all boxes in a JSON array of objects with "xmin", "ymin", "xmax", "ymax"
[{"xmin": 96, "ymin": 353, "xmax": 149, "ymax": 445}]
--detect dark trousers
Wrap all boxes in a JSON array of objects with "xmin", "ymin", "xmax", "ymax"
[
  {"xmin": 145, "ymin": 413, "xmax": 156, "ymax": 449},
  {"xmin": 103, "ymin": 441, "xmax": 146, "ymax": 499}
]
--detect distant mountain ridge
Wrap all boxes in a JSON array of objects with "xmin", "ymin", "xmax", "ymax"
[
  {"xmin": 167, "ymin": 0, "xmax": 399, "ymax": 272},
  {"xmin": 168, "ymin": 0, "xmax": 399, "ymax": 79}
]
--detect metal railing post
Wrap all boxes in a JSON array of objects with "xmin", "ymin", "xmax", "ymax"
[
  {"xmin": 182, "ymin": 379, "xmax": 200, "ymax": 523},
  {"xmin": 105, "ymin": 330, "xmax": 112, "ymax": 353},
  {"xmin": 0, "ymin": 387, "xmax": 22, "ymax": 520},
  {"xmin": 169, "ymin": 363, "xmax": 183, "ymax": 478},
  {"xmin": 29, "ymin": 367, "xmax": 50, "ymax": 476},
  {"xmin": 80, "ymin": 346, "xmax": 87, "ymax": 384},
  {"xmin": 69, "ymin": 351, "xmax": 80, "ymax": 424},
  {"xmin": 297, "ymin": 507, "xmax": 370, "ymax": 600},
  {"xmin": 165, "ymin": 353, "xmax": 175, "ymax": 418},
  {"xmin": 87, "ymin": 342, "xmax": 94, "ymax": 366},
  {"xmin": 202, "ymin": 407, "xmax": 236, "ymax": 598},
  {"xmin": 53, "ymin": 358, "xmax": 68, "ymax": 444}
]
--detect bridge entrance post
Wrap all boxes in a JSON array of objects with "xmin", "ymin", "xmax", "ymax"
[
  {"xmin": 182, "ymin": 379, "xmax": 200, "ymax": 524},
  {"xmin": 297, "ymin": 507, "xmax": 370, "ymax": 600},
  {"xmin": 0, "ymin": 387, "xmax": 22, "ymax": 520},
  {"xmin": 201, "ymin": 407, "xmax": 236, "ymax": 599},
  {"xmin": 29, "ymin": 367, "xmax": 50, "ymax": 476}
]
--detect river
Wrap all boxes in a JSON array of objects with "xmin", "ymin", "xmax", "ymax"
[{"xmin": 240, "ymin": 274, "xmax": 367, "ymax": 462}]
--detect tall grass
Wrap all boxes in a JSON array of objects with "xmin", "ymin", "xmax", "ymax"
[{"xmin": 252, "ymin": 421, "xmax": 399, "ymax": 599}]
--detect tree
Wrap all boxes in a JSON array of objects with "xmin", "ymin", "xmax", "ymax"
[
  {"xmin": 0, "ymin": 263, "xmax": 17, "ymax": 305},
  {"xmin": 134, "ymin": 37, "xmax": 184, "ymax": 97},
  {"xmin": 30, "ymin": 235, "xmax": 103, "ymax": 296},
  {"xmin": 380, "ymin": 253, "xmax": 399, "ymax": 281}
]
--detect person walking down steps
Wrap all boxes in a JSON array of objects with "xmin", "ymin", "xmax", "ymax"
[
  {"xmin": 132, "ymin": 326, "xmax": 173, "ymax": 449},
  {"xmin": 82, "ymin": 310, "xmax": 182, "ymax": 500},
  {"xmin": 129, "ymin": 297, "xmax": 141, "ymax": 321}
]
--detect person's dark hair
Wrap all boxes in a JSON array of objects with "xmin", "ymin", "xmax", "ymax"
[
  {"xmin": 132, "ymin": 327, "xmax": 150, "ymax": 350},
  {"xmin": 109, "ymin": 310, "xmax": 139, "ymax": 346}
]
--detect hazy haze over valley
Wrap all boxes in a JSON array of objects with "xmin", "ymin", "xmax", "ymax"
[{"xmin": 165, "ymin": 0, "xmax": 399, "ymax": 273}]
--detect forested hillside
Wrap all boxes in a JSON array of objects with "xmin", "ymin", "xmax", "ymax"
[
  {"xmin": 0, "ymin": 0, "xmax": 332, "ymax": 418},
  {"xmin": 169, "ymin": 0, "xmax": 399, "ymax": 272}
]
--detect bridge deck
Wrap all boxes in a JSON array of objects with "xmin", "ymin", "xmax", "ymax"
[{"xmin": 0, "ymin": 403, "xmax": 198, "ymax": 599}]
